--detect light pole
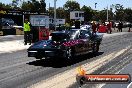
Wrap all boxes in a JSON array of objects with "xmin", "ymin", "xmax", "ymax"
[
  {"xmin": 94, "ymin": 3, "xmax": 97, "ymax": 21},
  {"xmin": 54, "ymin": 0, "xmax": 57, "ymax": 30},
  {"xmin": 95, "ymin": 3, "xmax": 97, "ymax": 9}
]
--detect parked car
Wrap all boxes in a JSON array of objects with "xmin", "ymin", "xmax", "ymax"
[
  {"xmin": 123, "ymin": 22, "xmax": 132, "ymax": 28},
  {"xmin": 0, "ymin": 18, "xmax": 23, "ymax": 35},
  {"xmin": 0, "ymin": 18, "xmax": 22, "ymax": 29},
  {"xmin": 27, "ymin": 29, "xmax": 103, "ymax": 60}
]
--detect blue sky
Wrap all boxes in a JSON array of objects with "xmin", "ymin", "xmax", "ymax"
[{"xmin": 0, "ymin": 0, "xmax": 132, "ymax": 10}]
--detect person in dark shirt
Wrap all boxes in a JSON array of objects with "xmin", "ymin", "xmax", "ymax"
[
  {"xmin": 107, "ymin": 21, "xmax": 112, "ymax": 34},
  {"xmin": 92, "ymin": 22, "xmax": 97, "ymax": 34},
  {"xmin": 118, "ymin": 22, "xmax": 123, "ymax": 32}
]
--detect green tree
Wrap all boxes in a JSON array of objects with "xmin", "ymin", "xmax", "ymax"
[
  {"xmin": 48, "ymin": 7, "xmax": 65, "ymax": 19},
  {"xmin": 98, "ymin": 9, "xmax": 107, "ymax": 21},
  {"xmin": 92, "ymin": 10, "xmax": 100, "ymax": 21},
  {"xmin": 98, "ymin": 9, "xmax": 114, "ymax": 21},
  {"xmin": 64, "ymin": 10, "xmax": 70, "ymax": 23},
  {"xmin": 56, "ymin": 7, "xmax": 65, "ymax": 19},
  {"xmin": 63, "ymin": 0, "xmax": 80, "ymax": 11},
  {"xmin": 109, "ymin": 6, "xmax": 114, "ymax": 21},
  {"xmin": 21, "ymin": 1, "xmax": 32, "ymax": 11},
  {"xmin": 30, "ymin": 0, "xmax": 41, "ymax": 11},
  {"xmin": 40, "ymin": 0, "xmax": 46, "ymax": 13},
  {"xmin": 114, "ymin": 4, "xmax": 124, "ymax": 21},
  {"xmin": 12, "ymin": 0, "xmax": 18, "ymax": 8},
  {"xmin": 63, "ymin": 1, "xmax": 80, "ymax": 23},
  {"xmin": 48, "ymin": 7, "xmax": 54, "ymax": 18},
  {"xmin": 81, "ymin": 5, "xmax": 94, "ymax": 21},
  {"xmin": 124, "ymin": 8, "xmax": 132, "ymax": 22},
  {"xmin": 21, "ymin": 0, "xmax": 46, "ymax": 12},
  {"xmin": 0, "ymin": 2, "xmax": 12, "ymax": 9}
]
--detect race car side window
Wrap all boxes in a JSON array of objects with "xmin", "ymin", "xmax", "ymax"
[
  {"xmin": 74, "ymin": 32, "xmax": 80, "ymax": 39},
  {"xmin": 79, "ymin": 30, "xmax": 90, "ymax": 39}
]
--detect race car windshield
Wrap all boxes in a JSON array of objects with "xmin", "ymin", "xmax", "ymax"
[
  {"xmin": 68, "ymin": 30, "xmax": 78, "ymax": 39},
  {"xmin": 51, "ymin": 33, "xmax": 69, "ymax": 41}
]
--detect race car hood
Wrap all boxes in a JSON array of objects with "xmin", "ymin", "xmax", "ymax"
[{"xmin": 28, "ymin": 40, "xmax": 65, "ymax": 50}]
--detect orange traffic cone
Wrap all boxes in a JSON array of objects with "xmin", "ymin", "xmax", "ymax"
[{"xmin": 77, "ymin": 66, "xmax": 86, "ymax": 75}]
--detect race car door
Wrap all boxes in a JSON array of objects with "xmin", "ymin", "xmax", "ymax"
[
  {"xmin": 79, "ymin": 30, "xmax": 92, "ymax": 52},
  {"xmin": 73, "ymin": 32, "xmax": 85, "ymax": 54}
]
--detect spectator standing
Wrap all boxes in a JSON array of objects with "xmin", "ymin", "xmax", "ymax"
[
  {"xmin": 107, "ymin": 21, "xmax": 112, "ymax": 34},
  {"xmin": 92, "ymin": 22, "xmax": 97, "ymax": 34},
  {"xmin": 24, "ymin": 19, "xmax": 32, "ymax": 45},
  {"xmin": 97, "ymin": 23, "xmax": 100, "ymax": 31},
  {"xmin": 128, "ymin": 23, "xmax": 132, "ymax": 32}
]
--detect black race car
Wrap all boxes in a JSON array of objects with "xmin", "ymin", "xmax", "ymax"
[{"xmin": 27, "ymin": 29, "xmax": 103, "ymax": 59}]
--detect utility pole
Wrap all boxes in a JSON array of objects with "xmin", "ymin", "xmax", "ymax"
[
  {"xmin": 107, "ymin": 5, "xmax": 109, "ymax": 21},
  {"xmin": 54, "ymin": 0, "xmax": 57, "ymax": 30},
  {"xmin": 49, "ymin": 3, "xmax": 50, "ymax": 11}
]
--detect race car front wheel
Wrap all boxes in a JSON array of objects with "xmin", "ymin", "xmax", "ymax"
[
  {"xmin": 65, "ymin": 47, "xmax": 75, "ymax": 60},
  {"xmin": 92, "ymin": 43, "xmax": 100, "ymax": 53},
  {"xmin": 66, "ymin": 48, "xmax": 72, "ymax": 60},
  {"xmin": 35, "ymin": 55, "xmax": 43, "ymax": 59}
]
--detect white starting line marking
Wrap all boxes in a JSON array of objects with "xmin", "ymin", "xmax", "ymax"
[{"xmin": 29, "ymin": 46, "xmax": 130, "ymax": 88}]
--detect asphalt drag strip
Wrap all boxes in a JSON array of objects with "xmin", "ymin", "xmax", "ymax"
[{"xmin": 30, "ymin": 46, "xmax": 131, "ymax": 88}]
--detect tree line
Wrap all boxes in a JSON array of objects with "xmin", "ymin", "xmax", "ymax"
[{"xmin": 1, "ymin": 0, "xmax": 132, "ymax": 22}]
